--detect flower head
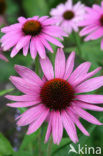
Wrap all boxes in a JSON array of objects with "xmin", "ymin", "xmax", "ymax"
[
  {"xmin": 1, "ymin": 16, "xmax": 67, "ymax": 59},
  {"xmin": 0, "ymin": 47, "xmax": 8, "ymax": 61},
  {"xmin": 6, "ymin": 48, "xmax": 103, "ymax": 144},
  {"xmin": 79, "ymin": 1, "xmax": 103, "ymax": 49},
  {"xmin": 50, "ymin": 0, "xmax": 85, "ymax": 34}
]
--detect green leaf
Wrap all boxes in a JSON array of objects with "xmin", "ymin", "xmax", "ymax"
[
  {"xmin": 52, "ymin": 138, "xmax": 71, "ymax": 156},
  {"xmin": 0, "ymin": 133, "xmax": 13, "ymax": 155},
  {"xmin": 18, "ymin": 108, "xmax": 27, "ymax": 114},
  {"xmin": 0, "ymin": 54, "xmax": 32, "ymax": 82},
  {"xmin": 0, "ymin": 88, "xmax": 14, "ymax": 96},
  {"xmin": 13, "ymin": 151, "xmax": 32, "ymax": 156},
  {"xmin": 22, "ymin": 0, "xmax": 48, "ymax": 17},
  {"xmin": 66, "ymin": 39, "xmax": 103, "ymax": 67},
  {"xmin": 67, "ymin": 116, "xmax": 103, "ymax": 156},
  {"xmin": 19, "ymin": 129, "xmax": 40, "ymax": 151}
]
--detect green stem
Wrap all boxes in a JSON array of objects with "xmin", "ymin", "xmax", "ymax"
[
  {"xmin": 35, "ymin": 55, "xmax": 40, "ymax": 75},
  {"xmin": 38, "ymin": 129, "xmax": 42, "ymax": 156},
  {"xmin": 73, "ymin": 31, "xmax": 82, "ymax": 56},
  {"xmin": 47, "ymin": 137, "xmax": 53, "ymax": 156}
]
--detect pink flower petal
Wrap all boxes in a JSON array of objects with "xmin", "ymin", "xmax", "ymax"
[
  {"xmin": 72, "ymin": 105, "xmax": 102, "ymax": 125},
  {"xmin": 0, "ymin": 53, "xmax": 8, "ymax": 62},
  {"xmin": 7, "ymin": 100, "xmax": 40, "ymax": 108},
  {"xmin": 74, "ymin": 101, "xmax": 103, "ymax": 111},
  {"xmin": 23, "ymin": 40, "xmax": 29, "ymax": 56},
  {"xmin": 18, "ymin": 17, "xmax": 26, "ymax": 23},
  {"xmin": 16, "ymin": 36, "xmax": 31, "ymax": 52},
  {"xmin": 30, "ymin": 38, "xmax": 37, "ymax": 59},
  {"xmin": 84, "ymin": 28, "xmax": 103, "ymax": 41},
  {"xmin": 1, "ymin": 24, "xmax": 22, "ymax": 33},
  {"xmin": 75, "ymin": 76, "xmax": 103, "ymax": 93},
  {"xmin": 10, "ymin": 46, "xmax": 19, "ymax": 58},
  {"xmin": 40, "ymin": 57, "xmax": 54, "ymax": 80},
  {"xmin": 76, "ymin": 94, "xmax": 103, "ymax": 104},
  {"xmin": 42, "ymin": 34, "xmax": 64, "ymax": 48},
  {"xmin": 39, "ymin": 36, "xmax": 53, "ymax": 53},
  {"xmin": 55, "ymin": 48, "xmax": 65, "ymax": 78},
  {"xmin": 72, "ymin": 67, "xmax": 101, "ymax": 87},
  {"xmin": 80, "ymin": 24, "xmax": 99, "ymax": 36},
  {"xmin": 10, "ymin": 76, "xmax": 40, "ymax": 95},
  {"xmin": 68, "ymin": 62, "xmax": 91, "ymax": 84},
  {"xmin": 17, "ymin": 104, "xmax": 44, "ymax": 126},
  {"xmin": 39, "ymin": 16, "xmax": 49, "ymax": 22},
  {"xmin": 64, "ymin": 52, "xmax": 75, "ymax": 80},
  {"xmin": 68, "ymin": 108, "xmax": 89, "ymax": 136},
  {"xmin": 15, "ymin": 65, "xmax": 43, "ymax": 86},
  {"xmin": 27, "ymin": 107, "xmax": 49, "ymax": 134},
  {"xmin": 51, "ymin": 111, "xmax": 63, "ymax": 145},
  {"xmin": 35, "ymin": 37, "xmax": 46, "ymax": 59},
  {"xmin": 45, "ymin": 114, "xmax": 52, "ymax": 143},
  {"xmin": 5, "ymin": 94, "xmax": 39, "ymax": 102},
  {"xmin": 61, "ymin": 110, "xmax": 78, "ymax": 143}
]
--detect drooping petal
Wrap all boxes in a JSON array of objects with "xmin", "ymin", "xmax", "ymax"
[
  {"xmin": 30, "ymin": 38, "xmax": 37, "ymax": 59},
  {"xmin": 27, "ymin": 107, "xmax": 49, "ymax": 134},
  {"xmin": 15, "ymin": 36, "xmax": 31, "ymax": 52},
  {"xmin": 51, "ymin": 111, "xmax": 63, "ymax": 145},
  {"xmin": 17, "ymin": 104, "xmax": 44, "ymax": 126},
  {"xmin": 39, "ymin": 36, "xmax": 53, "ymax": 53},
  {"xmin": 72, "ymin": 105, "xmax": 102, "ymax": 125},
  {"xmin": 23, "ymin": 42, "xmax": 29, "ymax": 56},
  {"xmin": 61, "ymin": 110, "xmax": 78, "ymax": 143},
  {"xmin": 35, "ymin": 37, "xmax": 46, "ymax": 59},
  {"xmin": 45, "ymin": 114, "xmax": 52, "ymax": 143},
  {"xmin": 68, "ymin": 108, "xmax": 89, "ymax": 136},
  {"xmin": 42, "ymin": 34, "xmax": 64, "ymax": 48},
  {"xmin": 74, "ymin": 101, "xmax": 103, "ymax": 111}
]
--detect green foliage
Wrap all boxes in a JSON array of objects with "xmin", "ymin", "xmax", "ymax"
[
  {"xmin": 0, "ymin": 88, "xmax": 14, "ymax": 96},
  {"xmin": 13, "ymin": 151, "xmax": 32, "ymax": 156},
  {"xmin": 0, "ymin": 133, "xmax": 13, "ymax": 156},
  {"xmin": 22, "ymin": 0, "xmax": 48, "ymax": 17}
]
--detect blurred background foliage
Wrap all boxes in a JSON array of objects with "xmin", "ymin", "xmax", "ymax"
[{"xmin": 0, "ymin": 0, "xmax": 103, "ymax": 156}]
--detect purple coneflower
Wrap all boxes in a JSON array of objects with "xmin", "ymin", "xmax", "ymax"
[
  {"xmin": 79, "ymin": 1, "xmax": 103, "ymax": 49},
  {"xmin": 6, "ymin": 48, "xmax": 103, "ymax": 144},
  {"xmin": 1, "ymin": 16, "xmax": 67, "ymax": 59},
  {"xmin": 50, "ymin": 0, "xmax": 85, "ymax": 34}
]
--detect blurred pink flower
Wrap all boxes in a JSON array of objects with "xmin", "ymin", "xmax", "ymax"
[
  {"xmin": 0, "ymin": 47, "xmax": 8, "ymax": 61},
  {"xmin": 50, "ymin": 0, "xmax": 85, "ymax": 34},
  {"xmin": 1, "ymin": 16, "xmax": 67, "ymax": 59},
  {"xmin": 6, "ymin": 48, "xmax": 103, "ymax": 144},
  {"xmin": 79, "ymin": 2, "xmax": 103, "ymax": 49}
]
